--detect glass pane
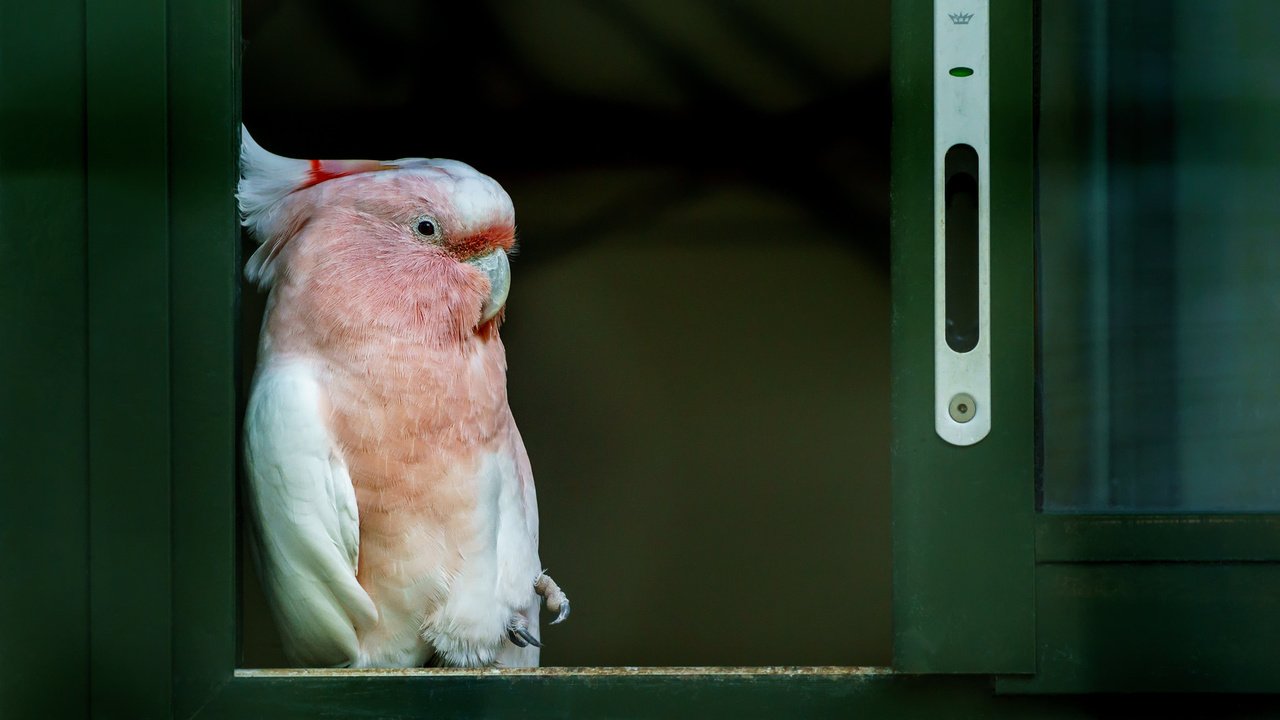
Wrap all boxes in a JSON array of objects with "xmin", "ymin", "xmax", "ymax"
[{"xmin": 1040, "ymin": 0, "xmax": 1280, "ymax": 511}]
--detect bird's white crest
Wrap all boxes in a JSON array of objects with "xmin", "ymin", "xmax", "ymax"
[{"xmin": 237, "ymin": 125, "xmax": 313, "ymax": 243}]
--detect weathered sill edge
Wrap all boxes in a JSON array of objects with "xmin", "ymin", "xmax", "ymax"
[{"xmin": 236, "ymin": 666, "xmax": 892, "ymax": 678}]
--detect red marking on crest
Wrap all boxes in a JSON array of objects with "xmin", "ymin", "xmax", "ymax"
[
  {"xmin": 304, "ymin": 159, "xmax": 345, "ymax": 189},
  {"xmin": 300, "ymin": 158, "xmax": 389, "ymax": 191}
]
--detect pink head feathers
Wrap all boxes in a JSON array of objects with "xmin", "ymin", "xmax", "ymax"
[{"xmin": 237, "ymin": 126, "xmax": 516, "ymax": 343}]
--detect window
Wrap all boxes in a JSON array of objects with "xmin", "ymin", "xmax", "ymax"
[
  {"xmin": 12, "ymin": 0, "xmax": 1280, "ymax": 716},
  {"xmin": 1040, "ymin": 0, "xmax": 1280, "ymax": 512},
  {"xmin": 895, "ymin": 0, "xmax": 1280, "ymax": 694},
  {"xmin": 238, "ymin": 0, "xmax": 892, "ymax": 670}
]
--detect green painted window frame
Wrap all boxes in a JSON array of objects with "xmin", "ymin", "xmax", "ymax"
[
  {"xmin": 13, "ymin": 0, "xmax": 1280, "ymax": 716},
  {"xmin": 891, "ymin": 0, "xmax": 1038, "ymax": 675},
  {"xmin": 65, "ymin": 2, "xmax": 958, "ymax": 716},
  {"xmin": 891, "ymin": 0, "xmax": 1280, "ymax": 693}
]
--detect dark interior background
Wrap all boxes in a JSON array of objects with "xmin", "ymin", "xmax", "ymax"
[{"xmin": 239, "ymin": 0, "xmax": 891, "ymax": 667}]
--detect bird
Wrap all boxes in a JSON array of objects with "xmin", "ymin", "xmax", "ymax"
[{"xmin": 237, "ymin": 126, "xmax": 568, "ymax": 668}]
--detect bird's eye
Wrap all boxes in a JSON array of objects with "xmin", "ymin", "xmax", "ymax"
[{"xmin": 415, "ymin": 219, "xmax": 437, "ymax": 237}]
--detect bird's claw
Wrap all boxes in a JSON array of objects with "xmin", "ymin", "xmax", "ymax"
[
  {"xmin": 534, "ymin": 571, "xmax": 571, "ymax": 625},
  {"xmin": 551, "ymin": 598, "xmax": 570, "ymax": 625},
  {"xmin": 506, "ymin": 617, "xmax": 541, "ymax": 648}
]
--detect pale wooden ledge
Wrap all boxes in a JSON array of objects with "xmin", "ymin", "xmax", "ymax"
[{"xmin": 236, "ymin": 666, "xmax": 893, "ymax": 678}]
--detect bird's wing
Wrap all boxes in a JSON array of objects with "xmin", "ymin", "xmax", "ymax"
[{"xmin": 243, "ymin": 359, "xmax": 377, "ymax": 667}]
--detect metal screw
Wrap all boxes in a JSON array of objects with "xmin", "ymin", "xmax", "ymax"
[{"xmin": 949, "ymin": 393, "xmax": 976, "ymax": 423}]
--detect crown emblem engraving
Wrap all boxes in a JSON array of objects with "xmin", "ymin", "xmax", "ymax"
[{"xmin": 949, "ymin": 12, "xmax": 974, "ymax": 25}]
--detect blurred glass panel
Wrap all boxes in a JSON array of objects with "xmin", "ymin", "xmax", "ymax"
[{"xmin": 1040, "ymin": 0, "xmax": 1280, "ymax": 511}]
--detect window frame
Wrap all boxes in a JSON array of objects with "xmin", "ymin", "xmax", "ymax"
[
  {"xmin": 1, "ymin": 0, "xmax": 90, "ymax": 716},
  {"xmin": 890, "ymin": 0, "xmax": 1038, "ymax": 675},
  {"xmin": 892, "ymin": 0, "xmax": 1280, "ymax": 693},
  {"xmin": 23, "ymin": 0, "xmax": 1280, "ymax": 716},
  {"xmin": 138, "ymin": 2, "xmax": 939, "ymax": 716}
]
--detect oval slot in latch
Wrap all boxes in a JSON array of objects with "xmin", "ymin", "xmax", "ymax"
[{"xmin": 944, "ymin": 143, "xmax": 979, "ymax": 354}]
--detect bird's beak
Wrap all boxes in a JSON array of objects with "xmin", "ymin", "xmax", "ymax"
[{"xmin": 466, "ymin": 248, "xmax": 510, "ymax": 323}]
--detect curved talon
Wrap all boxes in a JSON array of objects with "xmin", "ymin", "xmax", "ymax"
[
  {"xmin": 516, "ymin": 628, "xmax": 542, "ymax": 648},
  {"xmin": 551, "ymin": 599, "xmax": 570, "ymax": 625},
  {"xmin": 535, "ymin": 572, "xmax": 571, "ymax": 626},
  {"xmin": 506, "ymin": 628, "xmax": 529, "ymax": 648}
]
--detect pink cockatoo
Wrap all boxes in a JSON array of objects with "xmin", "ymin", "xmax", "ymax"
[{"xmin": 238, "ymin": 127, "xmax": 568, "ymax": 668}]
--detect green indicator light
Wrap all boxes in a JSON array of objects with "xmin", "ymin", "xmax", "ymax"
[{"xmin": 949, "ymin": 66, "xmax": 974, "ymax": 77}]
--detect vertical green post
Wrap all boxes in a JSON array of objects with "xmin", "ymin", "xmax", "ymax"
[
  {"xmin": 891, "ymin": 0, "xmax": 1037, "ymax": 673},
  {"xmin": 170, "ymin": 0, "xmax": 241, "ymax": 714},
  {"xmin": 86, "ymin": 0, "xmax": 172, "ymax": 715},
  {"xmin": 0, "ymin": 1, "xmax": 89, "ymax": 717}
]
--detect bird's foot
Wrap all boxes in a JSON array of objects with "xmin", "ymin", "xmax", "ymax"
[
  {"xmin": 505, "ymin": 615, "xmax": 541, "ymax": 648},
  {"xmin": 534, "ymin": 571, "xmax": 570, "ymax": 625}
]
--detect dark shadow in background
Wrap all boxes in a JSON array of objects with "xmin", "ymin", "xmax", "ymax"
[{"xmin": 240, "ymin": 0, "xmax": 891, "ymax": 667}]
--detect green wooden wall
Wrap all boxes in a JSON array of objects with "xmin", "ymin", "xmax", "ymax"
[{"xmin": 1, "ymin": 1, "xmax": 90, "ymax": 716}]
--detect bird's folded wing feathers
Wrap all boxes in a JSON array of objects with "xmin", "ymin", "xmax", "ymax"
[{"xmin": 244, "ymin": 360, "xmax": 377, "ymax": 667}]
